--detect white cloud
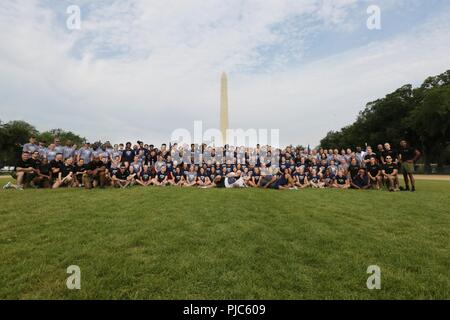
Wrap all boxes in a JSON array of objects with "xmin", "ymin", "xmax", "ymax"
[{"xmin": 0, "ymin": 0, "xmax": 449, "ymax": 147}]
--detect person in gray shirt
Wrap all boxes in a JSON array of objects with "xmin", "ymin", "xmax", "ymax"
[
  {"xmin": 45, "ymin": 144, "xmax": 57, "ymax": 162},
  {"xmin": 54, "ymin": 138, "xmax": 64, "ymax": 154},
  {"xmin": 23, "ymin": 136, "xmax": 38, "ymax": 154},
  {"xmin": 63, "ymin": 141, "xmax": 77, "ymax": 160},
  {"xmin": 78, "ymin": 143, "xmax": 93, "ymax": 164}
]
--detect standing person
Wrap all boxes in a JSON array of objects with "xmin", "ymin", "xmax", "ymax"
[
  {"xmin": 381, "ymin": 143, "xmax": 397, "ymax": 165},
  {"xmin": 398, "ymin": 140, "xmax": 421, "ymax": 192},
  {"xmin": 355, "ymin": 147, "xmax": 366, "ymax": 166},
  {"xmin": 63, "ymin": 141, "xmax": 77, "ymax": 160},
  {"xmin": 121, "ymin": 142, "xmax": 135, "ymax": 164},
  {"xmin": 54, "ymin": 138, "xmax": 64, "ymax": 155},
  {"xmin": 45, "ymin": 144, "xmax": 57, "ymax": 162},
  {"xmin": 363, "ymin": 146, "xmax": 377, "ymax": 166},
  {"xmin": 382, "ymin": 155, "xmax": 399, "ymax": 192},
  {"xmin": 78, "ymin": 142, "xmax": 93, "ymax": 164},
  {"xmin": 38, "ymin": 141, "xmax": 47, "ymax": 159},
  {"xmin": 23, "ymin": 136, "xmax": 38, "ymax": 154},
  {"xmin": 376, "ymin": 144, "xmax": 384, "ymax": 163}
]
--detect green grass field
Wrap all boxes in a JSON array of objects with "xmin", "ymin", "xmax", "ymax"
[{"xmin": 0, "ymin": 178, "xmax": 449, "ymax": 300}]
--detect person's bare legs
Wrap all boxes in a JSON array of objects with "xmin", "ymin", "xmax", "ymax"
[
  {"xmin": 403, "ymin": 172, "xmax": 410, "ymax": 190},
  {"xmin": 16, "ymin": 172, "xmax": 25, "ymax": 188}
]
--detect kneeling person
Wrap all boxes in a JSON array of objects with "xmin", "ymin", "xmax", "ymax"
[{"xmin": 53, "ymin": 158, "xmax": 75, "ymax": 189}]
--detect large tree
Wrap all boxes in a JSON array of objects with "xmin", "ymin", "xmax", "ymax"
[
  {"xmin": 0, "ymin": 121, "xmax": 85, "ymax": 167},
  {"xmin": 0, "ymin": 120, "xmax": 38, "ymax": 167},
  {"xmin": 320, "ymin": 70, "xmax": 450, "ymax": 168}
]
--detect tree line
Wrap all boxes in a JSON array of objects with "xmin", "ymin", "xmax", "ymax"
[
  {"xmin": 320, "ymin": 70, "xmax": 450, "ymax": 169},
  {"xmin": 0, "ymin": 121, "xmax": 85, "ymax": 167}
]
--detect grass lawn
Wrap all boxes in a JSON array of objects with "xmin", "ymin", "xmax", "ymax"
[{"xmin": 0, "ymin": 178, "xmax": 449, "ymax": 299}]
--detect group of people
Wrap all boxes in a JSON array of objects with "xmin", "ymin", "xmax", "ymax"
[{"xmin": 3, "ymin": 136, "xmax": 421, "ymax": 192}]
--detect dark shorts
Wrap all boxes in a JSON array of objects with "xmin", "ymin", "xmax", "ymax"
[
  {"xmin": 11, "ymin": 171, "xmax": 36, "ymax": 183},
  {"xmin": 271, "ymin": 176, "xmax": 286, "ymax": 189}
]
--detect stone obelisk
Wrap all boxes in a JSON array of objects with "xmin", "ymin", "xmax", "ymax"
[{"xmin": 220, "ymin": 72, "xmax": 229, "ymax": 145}]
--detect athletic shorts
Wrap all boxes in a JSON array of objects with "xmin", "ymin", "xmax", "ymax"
[
  {"xmin": 271, "ymin": 177, "xmax": 287, "ymax": 189},
  {"xmin": 11, "ymin": 171, "xmax": 36, "ymax": 183},
  {"xmin": 401, "ymin": 162, "xmax": 414, "ymax": 174}
]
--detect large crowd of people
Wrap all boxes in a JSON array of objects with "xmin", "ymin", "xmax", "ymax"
[{"xmin": 3, "ymin": 137, "xmax": 421, "ymax": 192}]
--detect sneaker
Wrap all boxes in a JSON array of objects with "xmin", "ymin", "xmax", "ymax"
[
  {"xmin": 3, "ymin": 182, "xmax": 12, "ymax": 189},
  {"xmin": 411, "ymin": 186, "xmax": 416, "ymax": 192}
]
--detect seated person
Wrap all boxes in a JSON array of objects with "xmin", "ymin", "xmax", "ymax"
[
  {"xmin": 293, "ymin": 167, "xmax": 310, "ymax": 189},
  {"xmin": 172, "ymin": 167, "xmax": 186, "ymax": 186},
  {"xmin": 112, "ymin": 165, "xmax": 131, "ymax": 188},
  {"xmin": 331, "ymin": 170, "xmax": 350, "ymax": 189},
  {"xmin": 272, "ymin": 168, "xmax": 297, "ymax": 190},
  {"xmin": 6, "ymin": 152, "xmax": 37, "ymax": 190},
  {"xmin": 184, "ymin": 166, "xmax": 198, "ymax": 187},
  {"xmin": 309, "ymin": 169, "xmax": 324, "ymax": 189},
  {"xmin": 152, "ymin": 166, "xmax": 170, "ymax": 186},
  {"xmin": 52, "ymin": 157, "xmax": 75, "ymax": 189},
  {"xmin": 224, "ymin": 171, "xmax": 246, "ymax": 188},
  {"xmin": 351, "ymin": 168, "xmax": 371, "ymax": 190},
  {"xmin": 382, "ymin": 156, "xmax": 399, "ymax": 192},
  {"xmin": 34, "ymin": 158, "xmax": 52, "ymax": 189},
  {"xmin": 85, "ymin": 156, "xmax": 107, "ymax": 188},
  {"xmin": 136, "ymin": 164, "xmax": 152, "ymax": 187},
  {"xmin": 197, "ymin": 167, "xmax": 212, "ymax": 187},
  {"xmin": 348, "ymin": 158, "xmax": 360, "ymax": 182},
  {"xmin": 366, "ymin": 157, "xmax": 382, "ymax": 190},
  {"xmin": 247, "ymin": 167, "xmax": 261, "ymax": 187},
  {"xmin": 322, "ymin": 168, "xmax": 336, "ymax": 188},
  {"xmin": 73, "ymin": 159, "xmax": 88, "ymax": 187}
]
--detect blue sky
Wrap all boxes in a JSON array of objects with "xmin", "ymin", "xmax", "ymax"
[{"xmin": 1, "ymin": 0, "xmax": 450, "ymax": 147}]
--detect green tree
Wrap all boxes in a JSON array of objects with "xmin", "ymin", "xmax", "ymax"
[
  {"xmin": 0, "ymin": 120, "xmax": 38, "ymax": 167},
  {"xmin": 320, "ymin": 70, "xmax": 450, "ymax": 167},
  {"xmin": 37, "ymin": 128, "xmax": 85, "ymax": 147}
]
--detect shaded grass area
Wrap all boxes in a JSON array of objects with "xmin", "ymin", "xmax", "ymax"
[{"xmin": 0, "ymin": 179, "xmax": 449, "ymax": 299}]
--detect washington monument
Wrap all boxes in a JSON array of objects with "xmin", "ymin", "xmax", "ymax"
[{"xmin": 220, "ymin": 72, "xmax": 229, "ymax": 145}]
